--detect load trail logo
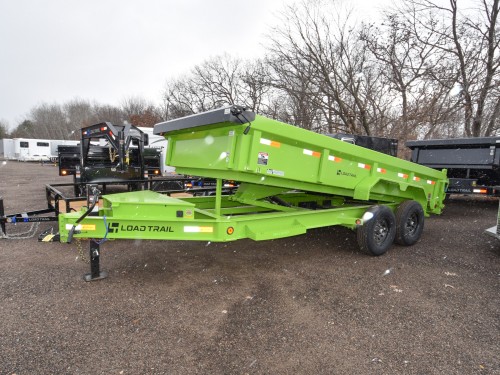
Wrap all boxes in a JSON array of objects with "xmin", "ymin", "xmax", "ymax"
[
  {"xmin": 337, "ymin": 169, "xmax": 357, "ymax": 178},
  {"xmin": 108, "ymin": 222, "xmax": 174, "ymax": 233}
]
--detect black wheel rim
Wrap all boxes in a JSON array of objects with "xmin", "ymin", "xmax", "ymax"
[
  {"xmin": 374, "ymin": 218, "xmax": 390, "ymax": 245},
  {"xmin": 405, "ymin": 212, "xmax": 419, "ymax": 236}
]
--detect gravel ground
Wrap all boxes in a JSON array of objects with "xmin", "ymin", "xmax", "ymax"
[{"xmin": 0, "ymin": 160, "xmax": 499, "ymax": 375}]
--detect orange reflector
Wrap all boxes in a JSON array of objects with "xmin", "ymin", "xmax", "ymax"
[
  {"xmin": 358, "ymin": 163, "xmax": 371, "ymax": 170},
  {"xmin": 473, "ymin": 188, "xmax": 488, "ymax": 194},
  {"xmin": 227, "ymin": 227, "xmax": 234, "ymax": 235},
  {"xmin": 355, "ymin": 219, "xmax": 362, "ymax": 225}
]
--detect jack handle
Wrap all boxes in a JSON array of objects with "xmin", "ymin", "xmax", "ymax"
[{"xmin": 67, "ymin": 186, "xmax": 100, "ymax": 243}]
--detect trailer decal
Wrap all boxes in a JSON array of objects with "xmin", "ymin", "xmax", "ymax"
[
  {"xmin": 303, "ymin": 149, "xmax": 321, "ymax": 158},
  {"xmin": 358, "ymin": 163, "xmax": 371, "ymax": 170},
  {"xmin": 257, "ymin": 152, "xmax": 269, "ymax": 165},
  {"xmin": 184, "ymin": 226, "xmax": 214, "ymax": 233},
  {"xmin": 267, "ymin": 169, "xmax": 285, "ymax": 177},
  {"xmin": 65, "ymin": 224, "xmax": 96, "ymax": 231},
  {"xmin": 328, "ymin": 155, "xmax": 342, "ymax": 163},
  {"xmin": 260, "ymin": 138, "xmax": 281, "ymax": 148}
]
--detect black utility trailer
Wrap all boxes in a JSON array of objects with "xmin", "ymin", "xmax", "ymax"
[
  {"xmin": 330, "ymin": 133, "xmax": 398, "ymax": 157},
  {"xmin": 58, "ymin": 122, "xmax": 163, "ymax": 196},
  {"xmin": 406, "ymin": 137, "xmax": 500, "ymax": 196}
]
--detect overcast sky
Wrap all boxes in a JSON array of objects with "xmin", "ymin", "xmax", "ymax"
[{"xmin": 0, "ymin": 0, "xmax": 391, "ymax": 129}]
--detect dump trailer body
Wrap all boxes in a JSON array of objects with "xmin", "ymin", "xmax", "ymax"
[
  {"xmin": 58, "ymin": 106, "xmax": 447, "ymax": 248},
  {"xmin": 154, "ymin": 107, "xmax": 446, "ymax": 215},
  {"xmin": 407, "ymin": 137, "xmax": 500, "ymax": 196}
]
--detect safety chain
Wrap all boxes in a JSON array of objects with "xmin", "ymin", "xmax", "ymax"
[
  {"xmin": 76, "ymin": 238, "xmax": 90, "ymax": 264},
  {"xmin": 108, "ymin": 145, "xmax": 117, "ymax": 163},
  {"xmin": 0, "ymin": 222, "xmax": 40, "ymax": 240}
]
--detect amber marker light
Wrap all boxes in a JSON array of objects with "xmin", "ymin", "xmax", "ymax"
[{"xmin": 227, "ymin": 227, "xmax": 234, "ymax": 235}]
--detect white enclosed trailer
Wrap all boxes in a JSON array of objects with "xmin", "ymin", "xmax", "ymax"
[
  {"xmin": 12, "ymin": 138, "xmax": 78, "ymax": 162},
  {"xmin": 0, "ymin": 139, "xmax": 15, "ymax": 159}
]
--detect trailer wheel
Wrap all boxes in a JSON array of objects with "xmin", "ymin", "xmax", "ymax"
[
  {"xmin": 395, "ymin": 200, "xmax": 424, "ymax": 246},
  {"xmin": 357, "ymin": 205, "xmax": 396, "ymax": 256}
]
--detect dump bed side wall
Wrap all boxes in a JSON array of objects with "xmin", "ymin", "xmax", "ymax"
[{"xmin": 164, "ymin": 114, "xmax": 447, "ymax": 215}]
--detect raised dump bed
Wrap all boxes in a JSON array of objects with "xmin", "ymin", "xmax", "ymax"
[
  {"xmin": 57, "ymin": 106, "xmax": 448, "ymax": 280},
  {"xmin": 154, "ymin": 106, "xmax": 447, "ymax": 215}
]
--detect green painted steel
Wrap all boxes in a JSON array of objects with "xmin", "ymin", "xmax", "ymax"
[
  {"xmin": 58, "ymin": 190, "xmax": 393, "ymax": 242},
  {"xmin": 156, "ymin": 106, "xmax": 447, "ymax": 216},
  {"xmin": 58, "ymin": 106, "xmax": 448, "ymax": 243}
]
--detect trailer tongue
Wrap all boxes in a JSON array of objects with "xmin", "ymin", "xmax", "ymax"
[{"xmin": 58, "ymin": 105, "xmax": 448, "ymax": 280}]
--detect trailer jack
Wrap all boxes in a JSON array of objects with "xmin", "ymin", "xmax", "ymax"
[{"xmin": 85, "ymin": 241, "xmax": 108, "ymax": 281}]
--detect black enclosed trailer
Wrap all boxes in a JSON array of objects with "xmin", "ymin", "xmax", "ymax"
[{"xmin": 406, "ymin": 137, "xmax": 500, "ymax": 196}]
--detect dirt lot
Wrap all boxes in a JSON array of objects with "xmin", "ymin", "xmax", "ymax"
[{"xmin": 0, "ymin": 160, "xmax": 499, "ymax": 375}]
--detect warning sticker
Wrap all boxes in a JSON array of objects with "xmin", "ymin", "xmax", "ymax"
[
  {"xmin": 258, "ymin": 152, "xmax": 269, "ymax": 165},
  {"xmin": 267, "ymin": 169, "xmax": 285, "ymax": 177}
]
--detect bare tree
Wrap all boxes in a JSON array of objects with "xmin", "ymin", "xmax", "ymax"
[
  {"xmin": 267, "ymin": 0, "xmax": 392, "ymax": 135},
  {"xmin": 0, "ymin": 120, "xmax": 9, "ymax": 138},
  {"xmin": 121, "ymin": 96, "xmax": 162, "ymax": 127},
  {"xmin": 394, "ymin": 0, "xmax": 500, "ymax": 137},
  {"xmin": 162, "ymin": 55, "xmax": 279, "ymax": 120}
]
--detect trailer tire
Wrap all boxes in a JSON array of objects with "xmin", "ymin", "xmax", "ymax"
[
  {"xmin": 357, "ymin": 205, "xmax": 396, "ymax": 256},
  {"xmin": 395, "ymin": 200, "xmax": 424, "ymax": 246}
]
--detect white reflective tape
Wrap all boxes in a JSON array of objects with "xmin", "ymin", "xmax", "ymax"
[
  {"xmin": 260, "ymin": 138, "xmax": 271, "ymax": 146},
  {"xmin": 66, "ymin": 224, "xmax": 82, "ymax": 230},
  {"xmin": 303, "ymin": 149, "xmax": 313, "ymax": 156},
  {"xmin": 184, "ymin": 226, "xmax": 214, "ymax": 233},
  {"xmin": 358, "ymin": 163, "xmax": 371, "ymax": 170}
]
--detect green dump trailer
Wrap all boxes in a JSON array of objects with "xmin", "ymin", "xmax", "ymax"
[{"xmin": 58, "ymin": 106, "xmax": 448, "ymax": 280}]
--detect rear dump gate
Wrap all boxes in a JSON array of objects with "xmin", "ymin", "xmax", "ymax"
[{"xmin": 57, "ymin": 105, "xmax": 448, "ymax": 280}]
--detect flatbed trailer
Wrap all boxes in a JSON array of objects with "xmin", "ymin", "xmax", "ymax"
[
  {"xmin": 57, "ymin": 106, "xmax": 448, "ymax": 280},
  {"xmin": 407, "ymin": 137, "xmax": 500, "ymax": 196}
]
